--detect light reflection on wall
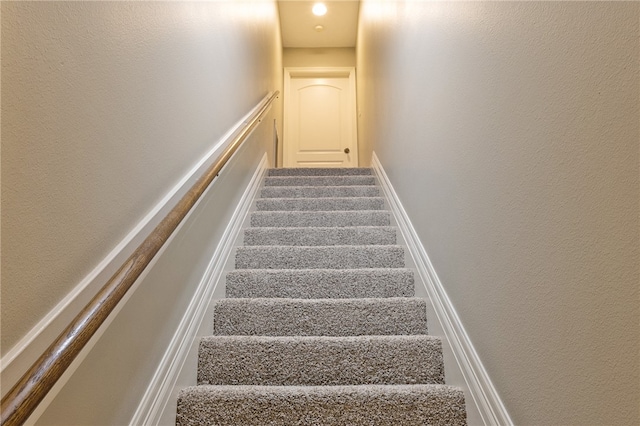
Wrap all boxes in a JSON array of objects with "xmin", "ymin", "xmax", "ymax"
[{"xmin": 361, "ymin": 0, "xmax": 399, "ymax": 23}]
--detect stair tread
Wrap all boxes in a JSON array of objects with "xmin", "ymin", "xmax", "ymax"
[
  {"xmin": 243, "ymin": 226, "xmax": 396, "ymax": 246},
  {"xmin": 225, "ymin": 268, "xmax": 415, "ymax": 298},
  {"xmin": 198, "ymin": 335, "xmax": 444, "ymax": 386},
  {"xmin": 261, "ymin": 185, "xmax": 380, "ymax": 198},
  {"xmin": 235, "ymin": 245, "xmax": 405, "ymax": 269},
  {"xmin": 258, "ymin": 196, "xmax": 384, "ymax": 200},
  {"xmin": 213, "ymin": 297, "xmax": 427, "ymax": 336},
  {"xmin": 247, "ymin": 225, "xmax": 395, "ymax": 229},
  {"xmin": 256, "ymin": 197, "xmax": 385, "ymax": 211},
  {"xmin": 177, "ymin": 384, "xmax": 466, "ymax": 426},
  {"xmin": 251, "ymin": 210, "xmax": 391, "ymax": 227},
  {"xmin": 267, "ymin": 167, "xmax": 373, "ymax": 176}
]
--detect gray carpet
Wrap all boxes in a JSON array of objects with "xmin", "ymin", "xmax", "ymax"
[
  {"xmin": 212, "ymin": 297, "xmax": 427, "ymax": 336},
  {"xmin": 235, "ymin": 245, "xmax": 405, "ymax": 269},
  {"xmin": 261, "ymin": 185, "xmax": 380, "ymax": 198},
  {"xmin": 225, "ymin": 268, "xmax": 415, "ymax": 298},
  {"xmin": 177, "ymin": 385, "xmax": 466, "ymax": 426},
  {"xmin": 198, "ymin": 335, "xmax": 444, "ymax": 386},
  {"xmin": 251, "ymin": 210, "xmax": 391, "ymax": 227},
  {"xmin": 256, "ymin": 196, "xmax": 385, "ymax": 211},
  {"xmin": 177, "ymin": 167, "xmax": 467, "ymax": 425},
  {"xmin": 243, "ymin": 226, "xmax": 396, "ymax": 246}
]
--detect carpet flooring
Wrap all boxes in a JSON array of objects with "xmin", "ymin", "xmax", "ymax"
[{"xmin": 176, "ymin": 167, "xmax": 466, "ymax": 425}]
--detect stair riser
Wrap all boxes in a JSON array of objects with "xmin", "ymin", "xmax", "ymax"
[
  {"xmin": 250, "ymin": 211, "xmax": 391, "ymax": 227},
  {"xmin": 213, "ymin": 298, "xmax": 428, "ymax": 336},
  {"xmin": 235, "ymin": 246, "xmax": 405, "ymax": 269},
  {"xmin": 243, "ymin": 227, "xmax": 396, "ymax": 246},
  {"xmin": 256, "ymin": 197, "xmax": 385, "ymax": 211},
  {"xmin": 225, "ymin": 269, "xmax": 415, "ymax": 298},
  {"xmin": 177, "ymin": 385, "xmax": 467, "ymax": 426},
  {"xmin": 198, "ymin": 335, "xmax": 444, "ymax": 386},
  {"xmin": 261, "ymin": 186, "xmax": 380, "ymax": 198}
]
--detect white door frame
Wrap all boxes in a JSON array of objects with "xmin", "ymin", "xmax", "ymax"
[{"xmin": 283, "ymin": 67, "xmax": 358, "ymax": 168}]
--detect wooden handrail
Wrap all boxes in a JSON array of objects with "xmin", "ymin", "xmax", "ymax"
[{"xmin": 0, "ymin": 91, "xmax": 279, "ymax": 426}]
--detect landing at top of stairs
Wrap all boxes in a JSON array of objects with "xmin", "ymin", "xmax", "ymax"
[
  {"xmin": 268, "ymin": 167, "xmax": 373, "ymax": 176},
  {"xmin": 264, "ymin": 175, "xmax": 376, "ymax": 186}
]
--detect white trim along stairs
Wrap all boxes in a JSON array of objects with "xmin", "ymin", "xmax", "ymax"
[
  {"xmin": 371, "ymin": 153, "xmax": 514, "ymax": 426},
  {"xmin": 133, "ymin": 157, "xmax": 270, "ymax": 425}
]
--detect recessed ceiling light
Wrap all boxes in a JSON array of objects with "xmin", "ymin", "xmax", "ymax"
[{"xmin": 312, "ymin": 3, "xmax": 327, "ymax": 16}]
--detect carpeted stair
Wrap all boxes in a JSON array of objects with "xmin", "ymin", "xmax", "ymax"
[{"xmin": 177, "ymin": 167, "xmax": 467, "ymax": 425}]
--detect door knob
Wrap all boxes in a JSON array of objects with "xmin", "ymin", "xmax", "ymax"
[{"xmin": 344, "ymin": 148, "xmax": 350, "ymax": 154}]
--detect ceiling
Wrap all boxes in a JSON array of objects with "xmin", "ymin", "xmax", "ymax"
[{"xmin": 278, "ymin": 1, "xmax": 360, "ymax": 48}]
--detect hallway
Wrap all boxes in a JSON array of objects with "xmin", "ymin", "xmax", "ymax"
[{"xmin": 1, "ymin": 1, "xmax": 638, "ymax": 425}]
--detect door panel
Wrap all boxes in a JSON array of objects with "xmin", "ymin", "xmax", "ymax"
[
  {"xmin": 297, "ymin": 83, "xmax": 342, "ymax": 153},
  {"xmin": 284, "ymin": 68, "xmax": 357, "ymax": 168}
]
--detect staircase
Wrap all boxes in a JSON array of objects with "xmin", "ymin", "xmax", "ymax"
[{"xmin": 176, "ymin": 168, "xmax": 467, "ymax": 425}]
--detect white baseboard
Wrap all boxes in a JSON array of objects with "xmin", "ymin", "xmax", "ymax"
[
  {"xmin": 371, "ymin": 152, "xmax": 513, "ymax": 426},
  {"xmin": 130, "ymin": 154, "xmax": 268, "ymax": 426},
  {"xmin": 0, "ymin": 95, "xmax": 271, "ymax": 399}
]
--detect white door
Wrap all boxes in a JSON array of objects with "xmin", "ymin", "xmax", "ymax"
[{"xmin": 284, "ymin": 68, "xmax": 358, "ymax": 168}]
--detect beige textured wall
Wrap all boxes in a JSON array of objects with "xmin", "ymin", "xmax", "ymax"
[
  {"xmin": 357, "ymin": 1, "xmax": 639, "ymax": 425},
  {"xmin": 1, "ymin": 0, "xmax": 282, "ymax": 356},
  {"xmin": 35, "ymin": 118, "xmax": 277, "ymax": 425},
  {"xmin": 283, "ymin": 47, "xmax": 356, "ymax": 67}
]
